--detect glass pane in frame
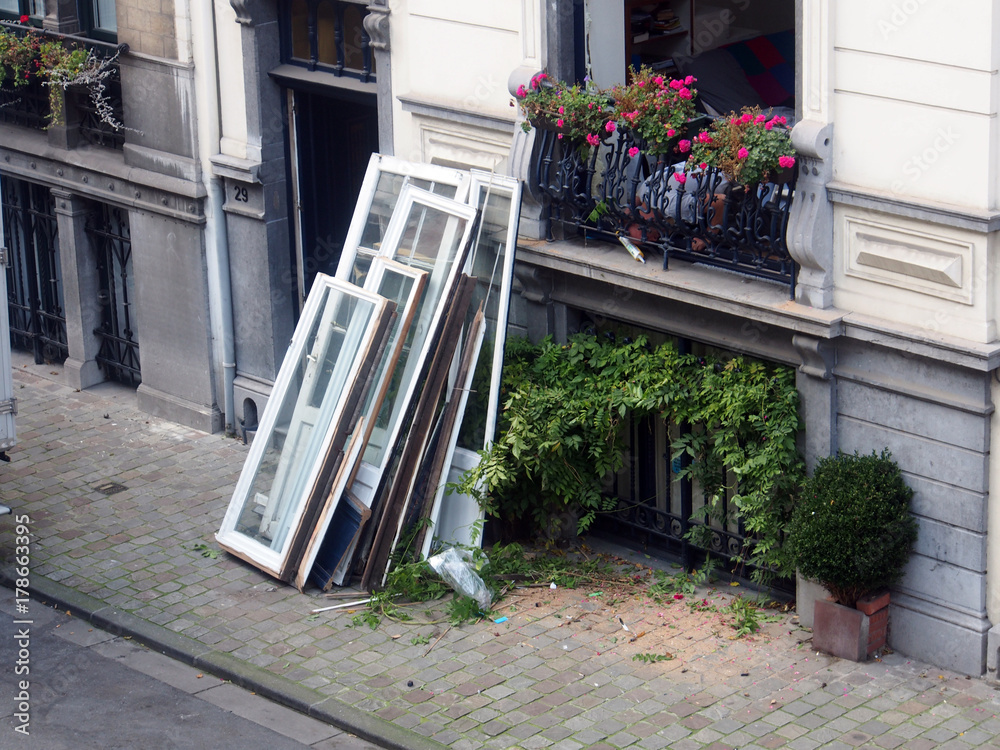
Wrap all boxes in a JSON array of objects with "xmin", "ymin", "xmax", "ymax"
[
  {"xmin": 296, "ymin": 258, "xmax": 428, "ymax": 589},
  {"xmin": 316, "ymin": 1, "xmax": 337, "ymax": 66},
  {"xmin": 290, "ymin": 0, "xmax": 310, "ymax": 61},
  {"xmin": 357, "ymin": 185, "xmax": 477, "ymax": 475},
  {"xmin": 92, "ymin": 0, "xmax": 115, "ymax": 30},
  {"xmin": 217, "ymin": 276, "xmax": 391, "ymax": 575},
  {"xmin": 335, "ymin": 154, "xmax": 470, "ymax": 287},
  {"xmin": 422, "ymin": 172, "xmax": 522, "ymax": 557},
  {"xmin": 357, "ymin": 259, "xmax": 427, "ymax": 468}
]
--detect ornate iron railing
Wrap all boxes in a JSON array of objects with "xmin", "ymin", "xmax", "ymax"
[
  {"xmin": 0, "ymin": 74, "xmax": 49, "ymax": 130},
  {"xmin": 595, "ymin": 411, "xmax": 792, "ymax": 591},
  {"xmin": 0, "ymin": 21, "xmax": 128, "ymax": 145},
  {"xmin": 74, "ymin": 70, "xmax": 125, "ymax": 150},
  {"xmin": 2, "ymin": 175, "xmax": 68, "ymax": 364},
  {"xmin": 529, "ymin": 125, "xmax": 798, "ymax": 291}
]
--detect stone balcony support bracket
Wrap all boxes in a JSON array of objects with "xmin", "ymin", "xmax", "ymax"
[{"xmin": 787, "ymin": 120, "xmax": 834, "ymax": 310}]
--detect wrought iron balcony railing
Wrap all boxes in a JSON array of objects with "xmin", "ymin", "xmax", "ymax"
[
  {"xmin": 528, "ymin": 125, "xmax": 798, "ymax": 292},
  {"xmin": 0, "ymin": 21, "xmax": 128, "ymax": 149}
]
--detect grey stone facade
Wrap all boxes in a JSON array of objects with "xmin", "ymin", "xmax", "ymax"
[
  {"xmin": 0, "ymin": 0, "xmax": 221, "ymax": 431},
  {"xmin": 507, "ymin": 232, "xmax": 998, "ymax": 675}
]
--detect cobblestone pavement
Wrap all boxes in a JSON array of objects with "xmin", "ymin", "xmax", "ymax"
[{"xmin": 3, "ymin": 359, "xmax": 1000, "ymax": 749}]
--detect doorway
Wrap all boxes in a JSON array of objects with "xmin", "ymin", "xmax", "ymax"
[{"xmin": 290, "ymin": 90, "xmax": 379, "ymax": 300}]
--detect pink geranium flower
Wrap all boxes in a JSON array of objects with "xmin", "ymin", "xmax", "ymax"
[
  {"xmin": 586, "ymin": 133, "xmax": 599, "ymax": 147},
  {"xmin": 678, "ymin": 139, "xmax": 691, "ymax": 153},
  {"xmin": 556, "ymin": 119, "xmax": 564, "ymax": 128},
  {"xmin": 628, "ymin": 146, "xmax": 640, "ymax": 158},
  {"xmin": 605, "ymin": 121, "xmax": 617, "ymax": 133},
  {"xmin": 738, "ymin": 147, "xmax": 749, "ymax": 159},
  {"xmin": 678, "ymin": 88, "xmax": 692, "ymax": 100},
  {"xmin": 516, "ymin": 85, "xmax": 526, "ymax": 98},
  {"xmin": 558, "ymin": 106, "xmax": 565, "ymax": 114},
  {"xmin": 778, "ymin": 155, "xmax": 796, "ymax": 168},
  {"xmin": 740, "ymin": 113, "xmax": 753, "ymax": 124},
  {"xmin": 675, "ymin": 172, "xmax": 687, "ymax": 185}
]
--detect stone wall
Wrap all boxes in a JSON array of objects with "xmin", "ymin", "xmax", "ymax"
[
  {"xmin": 119, "ymin": 0, "xmax": 178, "ymax": 59},
  {"xmin": 511, "ymin": 237, "xmax": 999, "ymax": 676}
]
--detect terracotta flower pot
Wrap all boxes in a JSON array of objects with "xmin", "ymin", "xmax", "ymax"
[{"xmin": 812, "ymin": 590, "xmax": 890, "ymax": 661}]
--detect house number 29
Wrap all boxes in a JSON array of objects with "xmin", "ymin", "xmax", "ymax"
[{"xmin": 233, "ymin": 185, "xmax": 249, "ymax": 203}]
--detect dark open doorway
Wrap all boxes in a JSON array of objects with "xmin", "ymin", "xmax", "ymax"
[{"xmin": 291, "ymin": 90, "xmax": 379, "ymax": 298}]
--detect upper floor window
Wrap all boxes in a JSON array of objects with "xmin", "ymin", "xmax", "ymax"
[
  {"xmin": 283, "ymin": 0, "xmax": 374, "ymax": 82},
  {"xmin": 590, "ymin": 0, "xmax": 795, "ymax": 116},
  {"xmin": 0, "ymin": 0, "xmax": 43, "ymax": 25},
  {"xmin": 0, "ymin": 1, "xmax": 116, "ymax": 42},
  {"xmin": 79, "ymin": 0, "xmax": 117, "ymax": 43}
]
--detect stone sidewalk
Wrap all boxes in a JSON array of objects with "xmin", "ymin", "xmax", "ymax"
[{"xmin": 2, "ymin": 358, "xmax": 1000, "ymax": 749}]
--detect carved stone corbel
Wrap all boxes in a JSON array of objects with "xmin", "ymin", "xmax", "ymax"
[
  {"xmin": 793, "ymin": 334, "xmax": 835, "ymax": 380},
  {"xmin": 229, "ymin": 0, "xmax": 251, "ymax": 25},
  {"xmin": 507, "ymin": 66, "xmax": 547, "ymax": 238},
  {"xmin": 364, "ymin": 3, "xmax": 390, "ymax": 51},
  {"xmin": 786, "ymin": 120, "xmax": 835, "ymax": 309}
]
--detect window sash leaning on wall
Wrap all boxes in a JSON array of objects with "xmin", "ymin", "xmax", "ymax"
[
  {"xmin": 295, "ymin": 258, "xmax": 428, "ymax": 591},
  {"xmin": 420, "ymin": 171, "xmax": 523, "ymax": 557},
  {"xmin": 216, "ymin": 277, "xmax": 395, "ymax": 580},
  {"xmin": 335, "ymin": 177, "xmax": 478, "ymax": 511}
]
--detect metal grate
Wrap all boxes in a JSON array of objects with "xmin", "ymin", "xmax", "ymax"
[
  {"xmin": 87, "ymin": 203, "xmax": 140, "ymax": 387},
  {"xmin": 3, "ymin": 176, "xmax": 68, "ymax": 364},
  {"xmin": 93, "ymin": 481, "xmax": 127, "ymax": 496}
]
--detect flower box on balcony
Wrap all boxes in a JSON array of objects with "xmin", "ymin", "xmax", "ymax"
[
  {"xmin": 514, "ymin": 69, "xmax": 799, "ymax": 289},
  {"xmin": 0, "ymin": 18, "xmax": 127, "ymax": 133}
]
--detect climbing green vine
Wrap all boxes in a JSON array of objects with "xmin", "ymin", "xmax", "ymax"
[{"xmin": 452, "ymin": 332, "xmax": 804, "ymax": 586}]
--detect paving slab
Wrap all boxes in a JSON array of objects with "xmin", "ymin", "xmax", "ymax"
[{"xmin": 2, "ymin": 361, "xmax": 1000, "ymax": 748}]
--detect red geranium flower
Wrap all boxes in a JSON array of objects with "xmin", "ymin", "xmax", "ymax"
[{"xmin": 19, "ymin": 14, "xmax": 29, "ymax": 23}]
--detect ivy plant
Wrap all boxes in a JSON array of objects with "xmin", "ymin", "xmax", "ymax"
[{"xmin": 452, "ymin": 332, "xmax": 805, "ymax": 586}]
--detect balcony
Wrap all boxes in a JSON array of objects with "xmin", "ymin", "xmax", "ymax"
[
  {"xmin": 527, "ymin": 125, "xmax": 798, "ymax": 293},
  {"xmin": 0, "ymin": 22, "xmax": 128, "ymax": 149}
]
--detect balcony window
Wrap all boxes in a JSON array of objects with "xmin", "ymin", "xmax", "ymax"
[
  {"xmin": 283, "ymin": 0, "xmax": 374, "ymax": 82},
  {"xmin": 523, "ymin": 1, "xmax": 799, "ymax": 290},
  {"xmin": 0, "ymin": 0, "xmax": 43, "ymax": 24},
  {"xmin": 79, "ymin": 0, "xmax": 116, "ymax": 42}
]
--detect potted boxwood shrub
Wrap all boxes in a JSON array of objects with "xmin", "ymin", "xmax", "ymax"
[{"xmin": 787, "ymin": 450, "xmax": 918, "ymax": 661}]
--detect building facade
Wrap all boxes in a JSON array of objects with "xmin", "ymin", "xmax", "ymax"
[
  {"xmin": 1, "ymin": 0, "xmax": 231, "ymax": 431},
  {"xmin": 5, "ymin": 0, "xmax": 1000, "ymax": 676}
]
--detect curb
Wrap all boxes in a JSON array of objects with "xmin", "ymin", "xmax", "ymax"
[{"xmin": 0, "ymin": 569, "xmax": 447, "ymax": 750}]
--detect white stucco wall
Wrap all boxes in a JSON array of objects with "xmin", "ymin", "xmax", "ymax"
[
  {"xmin": 390, "ymin": 0, "xmax": 541, "ymax": 168},
  {"xmin": 214, "ymin": 0, "xmax": 248, "ymax": 160},
  {"xmin": 832, "ymin": 1, "xmax": 997, "ymax": 210},
  {"xmin": 828, "ymin": 1, "xmax": 1000, "ymax": 344}
]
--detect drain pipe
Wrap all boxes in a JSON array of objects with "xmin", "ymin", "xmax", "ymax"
[{"xmin": 188, "ymin": 0, "xmax": 236, "ymax": 434}]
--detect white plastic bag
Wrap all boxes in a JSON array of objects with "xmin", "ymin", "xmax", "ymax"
[{"xmin": 427, "ymin": 547, "xmax": 492, "ymax": 611}]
